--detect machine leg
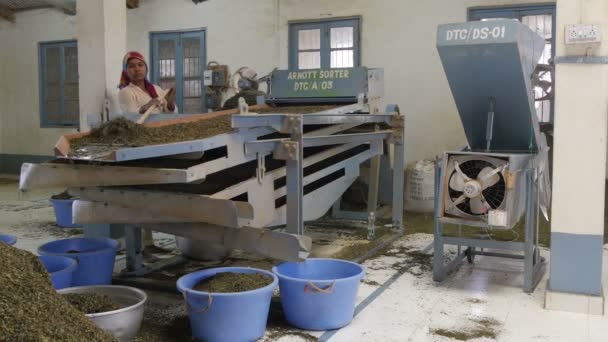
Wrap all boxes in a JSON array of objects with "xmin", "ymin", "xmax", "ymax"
[
  {"xmin": 331, "ymin": 196, "xmax": 342, "ymax": 217},
  {"xmin": 433, "ymin": 161, "xmax": 446, "ymax": 281},
  {"xmin": 286, "ymin": 117, "xmax": 304, "ymax": 235},
  {"xmin": 125, "ymin": 225, "xmax": 144, "ymax": 273},
  {"xmin": 523, "ymin": 169, "xmax": 537, "ymax": 293},
  {"xmin": 367, "ymin": 154, "xmax": 381, "ymax": 214},
  {"xmin": 391, "ymin": 139, "xmax": 405, "ymax": 232}
]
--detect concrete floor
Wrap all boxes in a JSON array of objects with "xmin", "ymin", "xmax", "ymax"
[{"xmin": 2, "ymin": 178, "xmax": 608, "ymax": 342}]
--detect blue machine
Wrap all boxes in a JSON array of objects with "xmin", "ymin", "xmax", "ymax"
[{"xmin": 433, "ymin": 20, "xmax": 552, "ymax": 293}]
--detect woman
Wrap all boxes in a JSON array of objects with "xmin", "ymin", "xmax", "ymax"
[
  {"xmin": 118, "ymin": 51, "xmax": 177, "ymax": 114},
  {"xmin": 118, "ymin": 51, "xmax": 176, "ymax": 255}
]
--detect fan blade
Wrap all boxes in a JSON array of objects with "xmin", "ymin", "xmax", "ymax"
[
  {"xmin": 478, "ymin": 166, "xmax": 501, "ymax": 189},
  {"xmin": 470, "ymin": 197, "xmax": 487, "ymax": 215},
  {"xmin": 454, "ymin": 161, "xmax": 472, "ymax": 181},
  {"xmin": 452, "ymin": 194, "xmax": 466, "ymax": 206},
  {"xmin": 449, "ymin": 173, "xmax": 466, "ymax": 191}
]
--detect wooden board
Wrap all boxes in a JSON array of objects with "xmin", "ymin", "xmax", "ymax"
[
  {"xmin": 19, "ymin": 162, "xmax": 207, "ymax": 191},
  {"xmin": 70, "ymin": 187, "xmax": 253, "ymax": 227}
]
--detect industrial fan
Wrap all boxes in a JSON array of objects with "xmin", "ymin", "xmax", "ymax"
[{"xmin": 444, "ymin": 155, "xmax": 508, "ymax": 219}]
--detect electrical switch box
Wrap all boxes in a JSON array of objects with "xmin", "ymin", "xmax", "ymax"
[
  {"xmin": 565, "ymin": 24, "xmax": 602, "ymax": 44},
  {"xmin": 204, "ymin": 70, "xmax": 226, "ymax": 87}
]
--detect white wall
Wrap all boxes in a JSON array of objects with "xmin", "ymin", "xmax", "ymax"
[
  {"xmin": 276, "ymin": 0, "xmax": 552, "ymax": 162},
  {"xmin": 0, "ymin": 9, "xmax": 77, "ymax": 156},
  {"xmin": 0, "ymin": 0, "xmax": 552, "ymax": 162},
  {"xmin": 130, "ymin": 0, "xmax": 549, "ymax": 162},
  {"xmin": 77, "ymin": 0, "xmax": 126, "ymax": 131},
  {"xmin": 551, "ymin": 0, "xmax": 608, "ymax": 236},
  {"xmin": 127, "ymin": 0, "xmax": 279, "ymax": 100}
]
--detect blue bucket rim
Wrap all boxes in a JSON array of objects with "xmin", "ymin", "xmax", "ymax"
[
  {"xmin": 39, "ymin": 255, "xmax": 78, "ymax": 276},
  {"xmin": 50, "ymin": 198, "xmax": 76, "ymax": 203},
  {"xmin": 38, "ymin": 237, "xmax": 119, "ymax": 257},
  {"xmin": 177, "ymin": 266, "xmax": 278, "ymax": 297},
  {"xmin": 0, "ymin": 234, "xmax": 17, "ymax": 246},
  {"xmin": 272, "ymin": 258, "xmax": 365, "ymax": 283}
]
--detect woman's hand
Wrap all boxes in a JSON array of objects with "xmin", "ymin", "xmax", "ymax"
[
  {"xmin": 165, "ymin": 87, "xmax": 176, "ymax": 112},
  {"xmin": 140, "ymin": 98, "xmax": 161, "ymax": 114}
]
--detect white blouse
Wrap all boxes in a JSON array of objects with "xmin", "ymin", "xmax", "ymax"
[{"xmin": 118, "ymin": 83, "xmax": 177, "ymax": 114}]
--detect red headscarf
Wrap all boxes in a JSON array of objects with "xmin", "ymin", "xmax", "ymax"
[{"xmin": 119, "ymin": 51, "xmax": 159, "ymax": 98}]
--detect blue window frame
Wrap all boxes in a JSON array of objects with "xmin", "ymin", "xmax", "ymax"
[
  {"xmin": 150, "ymin": 30, "xmax": 206, "ymax": 114},
  {"xmin": 469, "ymin": 5, "xmax": 556, "ymax": 124},
  {"xmin": 289, "ymin": 17, "xmax": 360, "ymax": 70},
  {"xmin": 38, "ymin": 40, "xmax": 79, "ymax": 128}
]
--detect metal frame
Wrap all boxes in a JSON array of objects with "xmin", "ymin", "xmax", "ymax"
[
  {"xmin": 230, "ymin": 111, "xmax": 404, "ymax": 235},
  {"xmin": 432, "ymin": 162, "xmax": 544, "ymax": 293}
]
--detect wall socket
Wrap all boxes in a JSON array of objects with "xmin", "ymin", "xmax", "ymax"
[{"xmin": 565, "ymin": 24, "xmax": 602, "ymax": 44}]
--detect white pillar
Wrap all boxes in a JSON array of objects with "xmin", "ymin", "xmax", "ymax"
[
  {"xmin": 546, "ymin": 0, "xmax": 608, "ymax": 315},
  {"xmin": 76, "ymin": 0, "xmax": 126, "ymax": 131}
]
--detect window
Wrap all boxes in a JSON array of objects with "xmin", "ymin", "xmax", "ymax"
[
  {"xmin": 469, "ymin": 5, "xmax": 556, "ymax": 124},
  {"xmin": 289, "ymin": 18, "xmax": 360, "ymax": 70},
  {"xmin": 150, "ymin": 30, "xmax": 206, "ymax": 114},
  {"xmin": 38, "ymin": 40, "xmax": 79, "ymax": 127}
]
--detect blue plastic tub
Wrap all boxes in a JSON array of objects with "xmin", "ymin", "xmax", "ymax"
[
  {"xmin": 0, "ymin": 234, "xmax": 17, "ymax": 246},
  {"xmin": 51, "ymin": 199, "xmax": 82, "ymax": 228},
  {"xmin": 177, "ymin": 267, "xmax": 278, "ymax": 342},
  {"xmin": 39, "ymin": 255, "xmax": 78, "ymax": 289},
  {"xmin": 38, "ymin": 237, "xmax": 118, "ymax": 286},
  {"xmin": 273, "ymin": 258, "xmax": 365, "ymax": 330}
]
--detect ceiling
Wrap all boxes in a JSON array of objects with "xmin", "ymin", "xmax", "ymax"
[
  {"xmin": 0, "ymin": 0, "xmax": 72, "ymax": 11},
  {"xmin": 0, "ymin": 0, "xmax": 140, "ymax": 22}
]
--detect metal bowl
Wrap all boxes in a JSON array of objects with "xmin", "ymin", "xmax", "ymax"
[
  {"xmin": 175, "ymin": 236, "xmax": 230, "ymax": 261},
  {"xmin": 58, "ymin": 285, "xmax": 147, "ymax": 341}
]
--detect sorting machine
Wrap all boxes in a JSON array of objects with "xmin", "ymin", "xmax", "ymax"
[{"xmin": 20, "ymin": 67, "xmax": 405, "ymax": 276}]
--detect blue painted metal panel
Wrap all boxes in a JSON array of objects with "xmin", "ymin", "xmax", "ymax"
[
  {"xmin": 436, "ymin": 20, "xmax": 545, "ymax": 151},
  {"xmin": 468, "ymin": 5, "xmax": 556, "ymax": 123},
  {"xmin": 269, "ymin": 67, "xmax": 368, "ymax": 99},
  {"xmin": 550, "ymin": 232, "xmax": 604, "ymax": 296}
]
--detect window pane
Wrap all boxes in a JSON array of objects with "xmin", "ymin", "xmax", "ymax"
[
  {"xmin": 46, "ymin": 100, "xmax": 61, "ymax": 123},
  {"xmin": 159, "ymin": 39, "xmax": 176, "ymax": 78},
  {"xmin": 523, "ymin": 14, "xmax": 553, "ymax": 123},
  {"xmin": 64, "ymin": 100, "xmax": 79, "ymax": 123},
  {"xmin": 46, "ymin": 83, "xmax": 61, "ymax": 101},
  {"xmin": 183, "ymin": 97, "xmax": 201, "ymax": 114},
  {"xmin": 159, "ymin": 80, "xmax": 175, "ymax": 90},
  {"xmin": 182, "ymin": 37, "xmax": 201, "ymax": 78},
  {"xmin": 184, "ymin": 79, "xmax": 201, "ymax": 97},
  {"xmin": 45, "ymin": 47, "xmax": 60, "ymax": 83},
  {"xmin": 64, "ymin": 46, "xmax": 78, "ymax": 82},
  {"xmin": 330, "ymin": 49, "xmax": 354, "ymax": 68},
  {"xmin": 298, "ymin": 29, "xmax": 320, "ymax": 50},
  {"xmin": 298, "ymin": 51, "xmax": 321, "ymax": 69},
  {"xmin": 63, "ymin": 83, "xmax": 79, "ymax": 101},
  {"xmin": 160, "ymin": 59, "xmax": 175, "ymax": 78},
  {"xmin": 522, "ymin": 14, "xmax": 552, "ymax": 39},
  {"xmin": 330, "ymin": 27, "xmax": 354, "ymax": 49}
]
